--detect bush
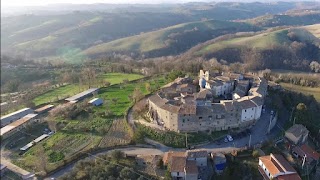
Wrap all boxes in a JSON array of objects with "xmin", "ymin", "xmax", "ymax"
[{"xmin": 252, "ymin": 150, "xmax": 260, "ymax": 158}]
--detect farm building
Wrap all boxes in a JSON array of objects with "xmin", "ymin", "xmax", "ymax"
[
  {"xmin": 0, "ymin": 108, "xmax": 34, "ymax": 127},
  {"xmin": 20, "ymin": 134, "xmax": 49, "ymax": 151},
  {"xmin": 35, "ymin": 104, "xmax": 54, "ymax": 114},
  {"xmin": 65, "ymin": 88, "xmax": 99, "ymax": 103},
  {"xmin": 212, "ymin": 153, "xmax": 226, "ymax": 174},
  {"xmin": 88, "ymin": 98, "xmax": 103, "ymax": 106},
  {"xmin": 0, "ymin": 114, "xmax": 38, "ymax": 139}
]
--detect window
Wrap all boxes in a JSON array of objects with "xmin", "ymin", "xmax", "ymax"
[
  {"xmin": 245, "ymin": 110, "xmax": 247, "ymax": 112},
  {"xmin": 208, "ymin": 116, "xmax": 212, "ymax": 118},
  {"xmin": 217, "ymin": 121, "xmax": 219, "ymax": 124},
  {"xmin": 177, "ymin": 172, "xmax": 179, "ymax": 176},
  {"xmin": 252, "ymin": 108, "xmax": 254, "ymax": 110},
  {"xmin": 199, "ymin": 117, "xmax": 202, "ymax": 119},
  {"xmin": 182, "ymin": 119, "xmax": 185, "ymax": 123}
]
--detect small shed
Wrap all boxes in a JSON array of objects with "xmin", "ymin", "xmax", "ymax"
[
  {"xmin": 88, "ymin": 98, "xmax": 103, "ymax": 106},
  {"xmin": 212, "ymin": 153, "xmax": 226, "ymax": 174}
]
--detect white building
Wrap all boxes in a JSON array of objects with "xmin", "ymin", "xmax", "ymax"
[{"xmin": 258, "ymin": 154, "xmax": 301, "ymax": 180}]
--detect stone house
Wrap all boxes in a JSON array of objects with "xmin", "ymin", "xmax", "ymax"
[{"xmin": 285, "ymin": 124, "xmax": 309, "ymax": 145}]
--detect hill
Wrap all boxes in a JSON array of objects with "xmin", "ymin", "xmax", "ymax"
[
  {"xmin": 189, "ymin": 27, "xmax": 320, "ymax": 70},
  {"xmin": 303, "ymin": 24, "xmax": 320, "ymax": 38},
  {"xmin": 1, "ymin": 12, "xmax": 191, "ymax": 58},
  {"xmin": 82, "ymin": 20, "xmax": 259, "ymax": 58},
  {"xmin": 243, "ymin": 10, "xmax": 320, "ymax": 27}
]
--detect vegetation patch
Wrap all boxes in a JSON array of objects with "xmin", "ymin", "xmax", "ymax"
[
  {"xmin": 280, "ymin": 83, "xmax": 320, "ymax": 102},
  {"xmin": 134, "ymin": 123, "xmax": 227, "ymax": 148}
]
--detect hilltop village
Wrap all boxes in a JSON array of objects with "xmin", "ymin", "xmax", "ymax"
[{"xmin": 148, "ymin": 70, "xmax": 268, "ymax": 132}]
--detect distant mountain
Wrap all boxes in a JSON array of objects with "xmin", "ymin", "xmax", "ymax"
[
  {"xmin": 2, "ymin": 1, "xmax": 319, "ymax": 61},
  {"xmin": 187, "ymin": 26, "xmax": 320, "ymax": 70},
  {"xmin": 82, "ymin": 20, "xmax": 259, "ymax": 58},
  {"xmin": 243, "ymin": 10, "xmax": 320, "ymax": 27}
]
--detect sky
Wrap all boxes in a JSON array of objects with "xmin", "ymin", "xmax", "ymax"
[{"xmin": 1, "ymin": 0, "xmax": 203, "ymax": 7}]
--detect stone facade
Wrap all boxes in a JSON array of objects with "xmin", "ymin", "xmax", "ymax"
[{"xmin": 148, "ymin": 71, "xmax": 267, "ymax": 133}]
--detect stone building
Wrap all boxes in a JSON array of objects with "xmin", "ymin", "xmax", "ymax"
[{"xmin": 147, "ymin": 71, "xmax": 267, "ymax": 133}]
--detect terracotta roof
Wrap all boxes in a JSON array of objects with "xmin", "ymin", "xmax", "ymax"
[
  {"xmin": 293, "ymin": 144, "xmax": 320, "ymax": 162},
  {"xmin": 277, "ymin": 173, "xmax": 301, "ymax": 180},
  {"xmin": 170, "ymin": 157, "xmax": 186, "ymax": 172},
  {"xmin": 286, "ymin": 124, "xmax": 309, "ymax": 138},
  {"xmin": 259, "ymin": 154, "xmax": 297, "ymax": 177},
  {"xmin": 186, "ymin": 150, "xmax": 208, "ymax": 158},
  {"xmin": 301, "ymin": 144, "xmax": 320, "ymax": 160},
  {"xmin": 185, "ymin": 160, "xmax": 198, "ymax": 174},
  {"xmin": 163, "ymin": 151, "xmax": 186, "ymax": 165}
]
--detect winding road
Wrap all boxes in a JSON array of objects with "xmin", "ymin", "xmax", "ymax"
[{"xmin": 46, "ymin": 106, "xmax": 285, "ymax": 179}]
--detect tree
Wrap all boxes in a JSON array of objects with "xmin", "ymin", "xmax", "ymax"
[
  {"xmin": 252, "ymin": 150, "xmax": 260, "ymax": 158},
  {"xmin": 310, "ymin": 61, "xmax": 320, "ymax": 73},
  {"xmin": 119, "ymin": 167, "xmax": 135, "ymax": 179},
  {"xmin": 132, "ymin": 88, "xmax": 144, "ymax": 103},
  {"xmin": 295, "ymin": 103, "xmax": 309, "ymax": 124},
  {"xmin": 145, "ymin": 83, "xmax": 151, "ymax": 93},
  {"xmin": 104, "ymin": 80, "xmax": 111, "ymax": 87},
  {"xmin": 110, "ymin": 150, "xmax": 124, "ymax": 162}
]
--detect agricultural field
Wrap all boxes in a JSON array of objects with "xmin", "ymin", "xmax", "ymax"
[
  {"xmin": 99, "ymin": 119, "xmax": 134, "ymax": 148},
  {"xmin": 15, "ymin": 75, "xmax": 167, "ymax": 173},
  {"xmin": 32, "ymin": 84, "xmax": 83, "ymax": 106},
  {"xmin": 280, "ymin": 83, "xmax": 320, "ymax": 102},
  {"xmin": 98, "ymin": 73, "xmax": 144, "ymax": 85},
  {"xmin": 32, "ymin": 73, "xmax": 144, "ymax": 106}
]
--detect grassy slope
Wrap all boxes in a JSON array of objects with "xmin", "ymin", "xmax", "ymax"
[
  {"xmin": 280, "ymin": 83, "xmax": 320, "ymax": 102},
  {"xmin": 302, "ymin": 24, "xmax": 320, "ymax": 38},
  {"xmin": 243, "ymin": 12, "xmax": 320, "ymax": 27},
  {"xmin": 196, "ymin": 29, "xmax": 290, "ymax": 55},
  {"xmin": 82, "ymin": 20, "xmax": 256, "ymax": 56},
  {"xmin": 32, "ymin": 73, "xmax": 144, "ymax": 106}
]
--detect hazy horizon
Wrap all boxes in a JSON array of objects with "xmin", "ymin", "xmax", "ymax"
[{"xmin": 1, "ymin": 0, "xmax": 312, "ymax": 8}]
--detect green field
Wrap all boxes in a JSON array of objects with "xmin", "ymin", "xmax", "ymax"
[
  {"xmin": 17, "ymin": 75, "xmax": 168, "ymax": 173},
  {"xmin": 32, "ymin": 84, "xmax": 82, "ymax": 106},
  {"xmin": 98, "ymin": 73, "xmax": 144, "ymax": 85},
  {"xmin": 280, "ymin": 83, "xmax": 320, "ymax": 102},
  {"xmin": 32, "ymin": 73, "xmax": 144, "ymax": 106},
  {"xmin": 82, "ymin": 19, "xmax": 256, "ymax": 57}
]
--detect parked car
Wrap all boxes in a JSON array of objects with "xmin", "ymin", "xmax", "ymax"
[
  {"xmin": 227, "ymin": 135, "xmax": 233, "ymax": 142},
  {"xmin": 48, "ymin": 131, "xmax": 54, "ymax": 136}
]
